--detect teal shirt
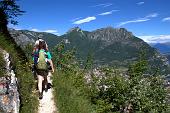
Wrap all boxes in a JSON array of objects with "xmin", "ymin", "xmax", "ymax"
[
  {"xmin": 46, "ymin": 51, "xmax": 52, "ymax": 59},
  {"xmin": 33, "ymin": 49, "xmax": 52, "ymax": 60}
]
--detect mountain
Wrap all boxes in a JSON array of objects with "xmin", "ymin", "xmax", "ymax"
[
  {"xmin": 149, "ymin": 42, "xmax": 170, "ymax": 64},
  {"xmin": 150, "ymin": 42, "xmax": 170, "ymax": 54},
  {"xmin": 9, "ymin": 28, "xmax": 60, "ymax": 48},
  {"xmin": 9, "ymin": 27, "xmax": 170, "ymax": 75}
]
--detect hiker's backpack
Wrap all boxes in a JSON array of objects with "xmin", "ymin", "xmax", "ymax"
[{"xmin": 37, "ymin": 50, "xmax": 48, "ymax": 70}]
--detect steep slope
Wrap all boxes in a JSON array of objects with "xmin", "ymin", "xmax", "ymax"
[
  {"xmin": 88, "ymin": 28, "xmax": 149, "ymax": 65},
  {"xmin": 0, "ymin": 35, "xmax": 38, "ymax": 113}
]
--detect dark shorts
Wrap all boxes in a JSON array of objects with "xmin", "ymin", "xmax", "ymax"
[{"xmin": 36, "ymin": 69, "xmax": 48, "ymax": 76}]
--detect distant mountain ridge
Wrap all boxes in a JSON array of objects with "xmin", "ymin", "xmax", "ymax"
[
  {"xmin": 149, "ymin": 42, "xmax": 170, "ymax": 64},
  {"xmin": 9, "ymin": 28, "xmax": 60, "ymax": 48},
  {"xmin": 9, "ymin": 27, "xmax": 170, "ymax": 75},
  {"xmin": 150, "ymin": 42, "xmax": 170, "ymax": 54}
]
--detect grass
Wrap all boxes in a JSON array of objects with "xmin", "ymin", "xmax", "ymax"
[
  {"xmin": 0, "ymin": 51, "xmax": 5, "ymax": 77},
  {"xmin": 0, "ymin": 34, "xmax": 38, "ymax": 113},
  {"xmin": 53, "ymin": 69, "xmax": 96, "ymax": 113},
  {"xmin": 51, "ymin": 44, "xmax": 96, "ymax": 113}
]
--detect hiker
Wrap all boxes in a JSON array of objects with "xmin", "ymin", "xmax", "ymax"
[
  {"xmin": 32, "ymin": 38, "xmax": 48, "ymax": 65},
  {"xmin": 32, "ymin": 38, "xmax": 49, "ymax": 79},
  {"xmin": 35, "ymin": 41, "xmax": 54, "ymax": 99}
]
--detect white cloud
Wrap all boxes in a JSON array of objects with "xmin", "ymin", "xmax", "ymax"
[
  {"xmin": 31, "ymin": 29, "xmax": 39, "ymax": 32},
  {"xmin": 44, "ymin": 30, "xmax": 58, "ymax": 34},
  {"xmin": 145, "ymin": 13, "xmax": 158, "ymax": 18},
  {"xmin": 162, "ymin": 17, "xmax": 170, "ymax": 22},
  {"xmin": 91, "ymin": 3, "xmax": 112, "ymax": 8},
  {"xmin": 31, "ymin": 29, "xmax": 59, "ymax": 35},
  {"xmin": 15, "ymin": 28, "xmax": 21, "ymax": 30},
  {"xmin": 118, "ymin": 18, "xmax": 150, "ymax": 27},
  {"xmin": 70, "ymin": 17, "xmax": 82, "ymax": 22},
  {"xmin": 138, "ymin": 35, "xmax": 170, "ymax": 43},
  {"xmin": 137, "ymin": 2, "xmax": 144, "ymax": 5},
  {"xmin": 73, "ymin": 16, "xmax": 96, "ymax": 25},
  {"xmin": 98, "ymin": 10, "xmax": 119, "ymax": 16},
  {"xmin": 103, "ymin": 3, "xmax": 112, "ymax": 7},
  {"xmin": 117, "ymin": 13, "xmax": 158, "ymax": 27}
]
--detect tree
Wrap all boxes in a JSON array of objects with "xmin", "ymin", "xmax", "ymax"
[
  {"xmin": 0, "ymin": 0, "xmax": 27, "ymax": 61},
  {"xmin": 0, "ymin": 0, "xmax": 24, "ymax": 35}
]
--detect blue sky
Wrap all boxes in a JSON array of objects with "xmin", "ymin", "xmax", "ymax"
[{"xmin": 9, "ymin": 0, "xmax": 170, "ymax": 43}]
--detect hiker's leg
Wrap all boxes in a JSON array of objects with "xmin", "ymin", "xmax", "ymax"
[
  {"xmin": 38, "ymin": 75, "xmax": 44, "ymax": 93},
  {"xmin": 43, "ymin": 70, "xmax": 49, "ymax": 91},
  {"xmin": 47, "ymin": 72, "xmax": 52, "ymax": 89},
  {"xmin": 44, "ymin": 75, "xmax": 48, "ymax": 92},
  {"xmin": 47, "ymin": 71, "xmax": 50, "ymax": 84},
  {"xmin": 44, "ymin": 75, "xmax": 47, "ymax": 86},
  {"xmin": 34, "ymin": 65, "xmax": 38, "ymax": 80}
]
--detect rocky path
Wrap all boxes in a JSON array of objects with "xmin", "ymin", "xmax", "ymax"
[{"xmin": 38, "ymin": 72, "xmax": 57, "ymax": 113}]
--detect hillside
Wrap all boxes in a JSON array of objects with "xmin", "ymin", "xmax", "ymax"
[
  {"xmin": 9, "ymin": 27, "xmax": 170, "ymax": 75},
  {"xmin": 0, "ymin": 34, "xmax": 38, "ymax": 113}
]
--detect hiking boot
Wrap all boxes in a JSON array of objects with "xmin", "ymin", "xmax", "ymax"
[
  {"xmin": 39, "ymin": 92, "xmax": 43, "ymax": 99},
  {"xmin": 47, "ymin": 83, "xmax": 52, "ymax": 89},
  {"xmin": 44, "ymin": 85, "xmax": 48, "ymax": 92}
]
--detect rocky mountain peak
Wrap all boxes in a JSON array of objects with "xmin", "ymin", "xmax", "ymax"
[
  {"xmin": 67, "ymin": 27, "xmax": 82, "ymax": 33},
  {"xmin": 88, "ymin": 27, "xmax": 133, "ymax": 42}
]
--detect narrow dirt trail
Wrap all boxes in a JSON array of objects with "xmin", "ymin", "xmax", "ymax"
[{"xmin": 38, "ymin": 72, "xmax": 58, "ymax": 113}]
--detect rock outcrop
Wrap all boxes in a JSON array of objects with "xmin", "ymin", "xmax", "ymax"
[{"xmin": 0, "ymin": 49, "xmax": 20, "ymax": 113}]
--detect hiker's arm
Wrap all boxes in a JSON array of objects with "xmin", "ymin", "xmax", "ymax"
[
  {"xmin": 46, "ymin": 51, "xmax": 54, "ymax": 72},
  {"xmin": 48, "ymin": 59, "xmax": 54, "ymax": 73}
]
